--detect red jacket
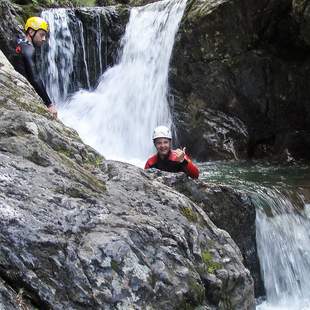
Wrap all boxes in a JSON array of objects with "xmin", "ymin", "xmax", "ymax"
[{"xmin": 145, "ymin": 150, "xmax": 199, "ymax": 179}]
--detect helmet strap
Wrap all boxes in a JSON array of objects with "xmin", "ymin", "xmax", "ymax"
[
  {"xmin": 30, "ymin": 29, "xmax": 38, "ymax": 40},
  {"xmin": 29, "ymin": 29, "xmax": 39, "ymax": 47}
]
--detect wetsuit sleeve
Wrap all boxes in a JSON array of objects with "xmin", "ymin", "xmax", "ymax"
[
  {"xmin": 22, "ymin": 44, "xmax": 52, "ymax": 107},
  {"xmin": 144, "ymin": 155, "xmax": 157, "ymax": 169},
  {"xmin": 144, "ymin": 160, "xmax": 151, "ymax": 169},
  {"xmin": 183, "ymin": 156, "xmax": 199, "ymax": 179}
]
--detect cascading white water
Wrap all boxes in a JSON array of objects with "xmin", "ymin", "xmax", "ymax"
[
  {"xmin": 59, "ymin": 0, "xmax": 186, "ymax": 165},
  {"xmin": 78, "ymin": 18, "xmax": 91, "ymax": 89},
  {"xmin": 254, "ymin": 189, "xmax": 310, "ymax": 310},
  {"xmin": 95, "ymin": 12, "xmax": 103, "ymax": 76},
  {"xmin": 41, "ymin": 9, "xmax": 75, "ymax": 104}
]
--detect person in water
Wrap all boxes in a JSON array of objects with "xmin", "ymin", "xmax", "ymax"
[
  {"xmin": 145, "ymin": 126, "xmax": 199, "ymax": 179},
  {"xmin": 15, "ymin": 17, "xmax": 57, "ymax": 118}
]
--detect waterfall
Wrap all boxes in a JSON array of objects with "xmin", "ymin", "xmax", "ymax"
[
  {"xmin": 254, "ymin": 188, "xmax": 310, "ymax": 310},
  {"xmin": 78, "ymin": 18, "xmax": 91, "ymax": 89},
  {"xmin": 58, "ymin": 0, "xmax": 187, "ymax": 165},
  {"xmin": 96, "ymin": 12, "xmax": 103, "ymax": 76},
  {"xmin": 41, "ymin": 7, "xmax": 113, "ymax": 104},
  {"xmin": 41, "ymin": 9, "xmax": 75, "ymax": 104}
]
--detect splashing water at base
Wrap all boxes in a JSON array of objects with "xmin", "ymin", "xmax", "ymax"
[
  {"xmin": 254, "ymin": 189, "xmax": 310, "ymax": 310},
  {"xmin": 59, "ymin": 0, "xmax": 186, "ymax": 165}
]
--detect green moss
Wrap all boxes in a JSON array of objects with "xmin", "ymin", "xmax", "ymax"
[
  {"xmin": 57, "ymin": 148, "xmax": 75, "ymax": 159},
  {"xmin": 58, "ymin": 153, "xmax": 106, "ymax": 193},
  {"xmin": 201, "ymin": 250, "xmax": 212, "ymax": 264},
  {"xmin": 201, "ymin": 250, "xmax": 222, "ymax": 274},
  {"xmin": 74, "ymin": 0, "xmax": 96, "ymax": 6},
  {"xmin": 180, "ymin": 207, "xmax": 198, "ymax": 222},
  {"xmin": 34, "ymin": 104, "xmax": 49, "ymax": 115},
  {"xmin": 83, "ymin": 153, "xmax": 103, "ymax": 168},
  {"xmin": 16, "ymin": 0, "xmax": 96, "ymax": 20},
  {"xmin": 207, "ymin": 262, "xmax": 222, "ymax": 274},
  {"xmin": 111, "ymin": 259, "xmax": 121, "ymax": 273}
]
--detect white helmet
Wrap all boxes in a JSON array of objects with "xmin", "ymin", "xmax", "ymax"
[{"xmin": 152, "ymin": 126, "xmax": 172, "ymax": 140}]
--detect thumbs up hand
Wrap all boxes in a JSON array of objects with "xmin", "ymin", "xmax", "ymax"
[{"xmin": 175, "ymin": 147, "xmax": 186, "ymax": 163}]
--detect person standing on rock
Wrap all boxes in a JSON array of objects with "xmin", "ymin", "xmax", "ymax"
[
  {"xmin": 145, "ymin": 126, "xmax": 199, "ymax": 179},
  {"xmin": 15, "ymin": 17, "xmax": 57, "ymax": 119}
]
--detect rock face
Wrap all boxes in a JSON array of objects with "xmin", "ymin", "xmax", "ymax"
[
  {"xmin": 72, "ymin": 6, "xmax": 129, "ymax": 89},
  {"xmin": 0, "ymin": 50, "xmax": 254, "ymax": 308},
  {"xmin": 0, "ymin": 279, "xmax": 35, "ymax": 310},
  {"xmin": 0, "ymin": 0, "xmax": 24, "ymax": 64},
  {"xmin": 151, "ymin": 171, "xmax": 263, "ymax": 297},
  {"xmin": 171, "ymin": 0, "xmax": 310, "ymax": 161}
]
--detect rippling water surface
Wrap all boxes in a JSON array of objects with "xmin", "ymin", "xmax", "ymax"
[{"xmin": 198, "ymin": 160, "xmax": 310, "ymax": 190}]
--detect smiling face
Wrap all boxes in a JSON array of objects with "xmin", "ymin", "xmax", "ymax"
[{"xmin": 154, "ymin": 137, "xmax": 171, "ymax": 159}]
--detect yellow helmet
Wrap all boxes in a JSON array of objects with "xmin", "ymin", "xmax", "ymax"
[{"xmin": 24, "ymin": 17, "xmax": 49, "ymax": 32}]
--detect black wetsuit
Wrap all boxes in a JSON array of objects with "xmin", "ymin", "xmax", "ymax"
[
  {"xmin": 15, "ymin": 38, "xmax": 52, "ymax": 107},
  {"xmin": 145, "ymin": 151, "xmax": 199, "ymax": 179}
]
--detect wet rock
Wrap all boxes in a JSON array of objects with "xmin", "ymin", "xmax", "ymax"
[
  {"xmin": 292, "ymin": 0, "xmax": 310, "ymax": 46},
  {"xmin": 0, "ymin": 0, "xmax": 24, "ymax": 64},
  {"xmin": 171, "ymin": 0, "xmax": 310, "ymax": 161},
  {"xmin": 174, "ymin": 102, "xmax": 249, "ymax": 160},
  {"xmin": 0, "ymin": 50, "xmax": 254, "ymax": 309},
  {"xmin": 0, "ymin": 278, "xmax": 36, "ymax": 310},
  {"xmin": 59, "ymin": 5, "xmax": 129, "ymax": 90}
]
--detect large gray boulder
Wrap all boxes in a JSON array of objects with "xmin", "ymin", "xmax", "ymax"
[
  {"xmin": 151, "ymin": 171, "xmax": 263, "ymax": 297},
  {"xmin": 0, "ymin": 50, "xmax": 255, "ymax": 309}
]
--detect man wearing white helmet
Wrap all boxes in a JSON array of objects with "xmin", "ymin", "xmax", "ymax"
[{"xmin": 144, "ymin": 126, "xmax": 199, "ymax": 179}]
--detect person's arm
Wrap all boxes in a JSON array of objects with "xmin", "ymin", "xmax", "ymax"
[
  {"xmin": 174, "ymin": 148, "xmax": 199, "ymax": 179},
  {"xmin": 22, "ymin": 44, "xmax": 52, "ymax": 107},
  {"xmin": 144, "ymin": 155, "xmax": 157, "ymax": 169},
  {"xmin": 144, "ymin": 160, "xmax": 151, "ymax": 169},
  {"xmin": 182, "ymin": 156, "xmax": 199, "ymax": 179}
]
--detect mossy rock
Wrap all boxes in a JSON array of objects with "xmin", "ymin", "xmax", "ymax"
[
  {"xmin": 201, "ymin": 250, "xmax": 222, "ymax": 274},
  {"xmin": 179, "ymin": 278, "xmax": 205, "ymax": 309},
  {"xmin": 180, "ymin": 206, "xmax": 198, "ymax": 222},
  {"xmin": 111, "ymin": 259, "xmax": 122, "ymax": 273},
  {"xmin": 15, "ymin": 0, "xmax": 97, "ymax": 23}
]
